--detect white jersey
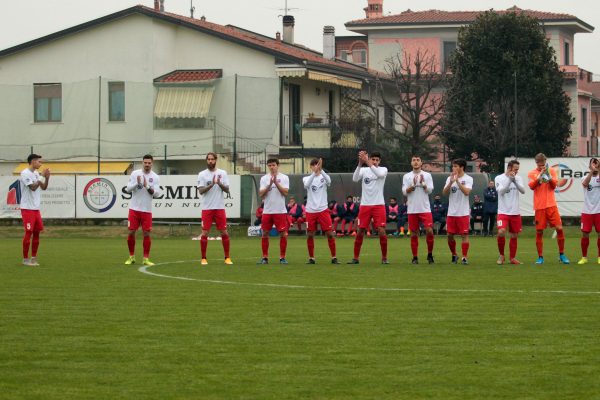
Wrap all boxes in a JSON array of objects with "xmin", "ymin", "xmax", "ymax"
[
  {"xmin": 260, "ymin": 173, "xmax": 289, "ymax": 214},
  {"xmin": 126, "ymin": 169, "xmax": 161, "ymax": 213},
  {"xmin": 495, "ymin": 173, "xmax": 525, "ymax": 215},
  {"xmin": 445, "ymin": 174, "xmax": 473, "ymax": 217},
  {"xmin": 303, "ymin": 171, "xmax": 331, "ymax": 213},
  {"xmin": 402, "ymin": 170, "xmax": 434, "ymax": 214},
  {"xmin": 197, "ymin": 168, "xmax": 230, "ymax": 210},
  {"xmin": 353, "ymin": 165, "xmax": 387, "ymax": 206},
  {"xmin": 19, "ymin": 168, "xmax": 42, "ymax": 210},
  {"xmin": 582, "ymin": 174, "xmax": 600, "ymax": 214}
]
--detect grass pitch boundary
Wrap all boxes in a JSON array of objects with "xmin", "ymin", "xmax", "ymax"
[{"xmin": 138, "ymin": 260, "xmax": 600, "ymax": 296}]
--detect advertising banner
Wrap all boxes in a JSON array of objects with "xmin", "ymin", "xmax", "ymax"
[
  {"xmin": 511, "ymin": 157, "xmax": 590, "ymax": 217},
  {"xmin": 0, "ymin": 176, "xmax": 76, "ymax": 218},
  {"xmin": 76, "ymin": 175, "xmax": 241, "ymax": 219}
]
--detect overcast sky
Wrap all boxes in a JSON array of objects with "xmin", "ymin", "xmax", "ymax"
[{"xmin": 1, "ymin": 0, "xmax": 598, "ymax": 76}]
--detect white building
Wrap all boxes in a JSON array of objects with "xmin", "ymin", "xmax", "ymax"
[{"xmin": 0, "ymin": 4, "xmax": 371, "ymax": 175}]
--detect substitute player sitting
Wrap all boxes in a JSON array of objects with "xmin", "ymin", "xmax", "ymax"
[
  {"xmin": 303, "ymin": 158, "xmax": 339, "ymax": 264},
  {"xmin": 197, "ymin": 152, "xmax": 232, "ymax": 265},
  {"xmin": 527, "ymin": 153, "xmax": 569, "ymax": 264},
  {"xmin": 124, "ymin": 155, "xmax": 161, "ymax": 266},
  {"xmin": 578, "ymin": 157, "xmax": 600, "ymax": 264}
]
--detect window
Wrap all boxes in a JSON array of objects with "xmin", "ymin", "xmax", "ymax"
[
  {"xmin": 34, "ymin": 83, "xmax": 61, "ymax": 122},
  {"xmin": 384, "ymin": 104, "xmax": 395, "ymax": 130},
  {"xmin": 564, "ymin": 41, "xmax": 570, "ymax": 65},
  {"xmin": 353, "ymin": 49, "xmax": 367, "ymax": 67},
  {"xmin": 443, "ymin": 41, "xmax": 457, "ymax": 71},
  {"xmin": 340, "ymin": 51, "xmax": 351, "ymax": 62},
  {"xmin": 109, "ymin": 82, "xmax": 125, "ymax": 122},
  {"xmin": 581, "ymin": 108, "xmax": 588, "ymax": 137}
]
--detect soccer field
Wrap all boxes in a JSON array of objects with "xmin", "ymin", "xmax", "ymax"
[{"xmin": 1, "ymin": 228, "xmax": 600, "ymax": 399}]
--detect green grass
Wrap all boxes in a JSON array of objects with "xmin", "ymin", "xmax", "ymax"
[{"xmin": 1, "ymin": 228, "xmax": 600, "ymax": 399}]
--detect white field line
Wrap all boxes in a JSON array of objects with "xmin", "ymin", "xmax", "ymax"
[{"xmin": 138, "ymin": 261, "xmax": 600, "ymax": 296}]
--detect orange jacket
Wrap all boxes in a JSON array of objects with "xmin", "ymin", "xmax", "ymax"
[{"xmin": 528, "ymin": 167, "xmax": 558, "ymax": 210}]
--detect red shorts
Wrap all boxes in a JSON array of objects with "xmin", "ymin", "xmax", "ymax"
[
  {"xmin": 408, "ymin": 212, "xmax": 433, "ymax": 232},
  {"xmin": 446, "ymin": 215, "xmax": 470, "ymax": 235},
  {"xmin": 535, "ymin": 206, "xmax": 562, "ymax": 230},
  {"xmin": 306, "ymin": 210, "xmax": 333, "ymax": 232},
  {"xmin": 202, "ymin": 209, "xmax": 227, "ymax": 231},
  {"xmin": 357, "ymin": 205, "xmax": 386, "ymax": 229},
  {"xmin": 581, "ymin": 213, "xmax": 600, "ymax": 233},
  {"xmin": 21, "ymin": 209, "xmax": 44, "ymax": 232},
  {"xmin": 497, "ymin": 214, "xmax": 522, "ymax": 234},
  {"xmin": 261, "ymin": 213, "xmax": 289, "ymax": 233},
  {"xmin": 128, "ymin": 209, "xmax": 153, "ymax": 232}
]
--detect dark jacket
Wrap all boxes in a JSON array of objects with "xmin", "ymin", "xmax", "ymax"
[
  {"xmin": 431, "ymin": 200, "xmax": 447, "ymax": 221},
  {"xmin": 483, "ymin": 187, "xmax": 498, "ymax": 213},
  {"xmin": 471, "ymin": 202, "xmax": 484, "ymax": 220}
]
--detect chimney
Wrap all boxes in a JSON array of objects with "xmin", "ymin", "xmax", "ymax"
[
  {"xmin": 154, "ymin": 0, "xmax": 159, "ymax": 11},
  {"xmin": 159, "ymin": 0, "xmax": 165, "ymax": 12},
  {"xmin": 323, "ymin": 26, "xmax": 335, "ymax": 60},
  {"xmin": 276, "ymin": 31, "xmax": 281, "ymax": 42},
  {"xmin": 364, "ymin": 0, "xmax": 383, "ymax": 18},
  {"xmin": 282, "ymin": 15, "xmax": 295, "ymax": 44}
]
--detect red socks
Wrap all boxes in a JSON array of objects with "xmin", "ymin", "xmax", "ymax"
[
  {"xmin": 497, "ymin": 236, "xmax": 506, "ymax": 255},
  {"xmin": 426, "ymin": 233, "xmax": 434, "ymax": 254},
  {"xmin": 200, "ymin": 235, "xmax": 208, "ymax": 258},
  {"xmin": 509, "ymin": 238, "xmax": 518, "ymax": 259},
  {"xmin": 222, "ymin": 234, "xmax": 230, "ymax": 258},
  {"xmin": 556, "ymin": 229, "xmax": 565, "ymax": 253},
  {"xmin": 448, "ymin": 238, "xmax": 457, "ymax": 255},
  {"xmin": 379, "ymin": 234, "xmax": 388, "ymax": 259},
  {"xmin": 581, "ymin": 237, "xmax": 590, "ymax": 257},
  {"xmin": 328, "ymin": 236, "xmax": 336, "ymax": 258},
  {"xmin": 307, "ymin": 236, "xmax": 315, "ymax": 258},
  {"xmin": 143, "ymin": 236, "xmax": 151, "ymax": 258},
  {"xmin": 461, "ymin": 242, "xmax": 469, "ymax": 258},
  {"xmin": 22, "ymin": 231, "xmax": 32, "ymax": 258},
  {"xmin": 353, "ymin": 234, "xmax": 364, "ymax": 259},
  {"xmin": 31, "ymin": 232, "xmax": 40, "ymax": 257},
  {"xmin": 127, "ymin": 234, "xmax": 135, "ymax": 256},
  {"xmin": 410, "ymin": 236, "xmax": 418, "ymax": 257},
  {"xmin": 261, "ymin": 237, "xmax": 269, "ymax": 258},
  {"xmin": 280, "ymin": 236, "xmax": 287, "ymax": 259},
  {"xmin": 535, "ymin": 231, "xmax": 544, "ymax": 257}
]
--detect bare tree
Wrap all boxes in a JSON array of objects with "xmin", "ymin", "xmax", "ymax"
[{"xmin": 369, "ymin": 49, "xmax": 448, "ymax": 162}]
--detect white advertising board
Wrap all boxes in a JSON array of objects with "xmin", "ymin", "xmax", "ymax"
[
  {"xmin": 0, "ymin": 176, "xmax": 76, "ymax": 218},
  {"xmin": 75, "ymin": 175, "xmax": 241, "ymax": 219},
  {"xmin": 510, "ymin": 157, "xmax": 591, "ymax": 217}
]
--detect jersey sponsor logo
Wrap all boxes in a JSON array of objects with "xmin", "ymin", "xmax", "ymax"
[
  {"xmin": 451, "ymin": 186, "xmax": 458, "ymax": 193},
  {"xmin": 364, "ymin": 177, "xmax": 372, "ymax": 184},
  {"xmin": 311, "ymin": 185, "xmax": 318, "ymax": 192},
  {"xmin": 83, "ymin": 178, "xmax": 117, "ymax": 213}
]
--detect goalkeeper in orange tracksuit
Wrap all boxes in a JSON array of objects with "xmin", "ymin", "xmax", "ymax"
[{"xmin": 527, "ymin": 153, "xmax": 570, "ymax": 264}]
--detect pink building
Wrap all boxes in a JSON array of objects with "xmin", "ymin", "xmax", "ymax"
[{"xmin": 340, "ymin": 1, "xmax": 599, "ymax": 156}]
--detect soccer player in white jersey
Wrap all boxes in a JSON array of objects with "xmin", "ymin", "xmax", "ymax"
[
  {"xmin": 348, "ymin": 151, "xmax": 388, "ymax": 264},
  {"xmin": 495, "ymin": 159, "xmax": 526, "ymax": 265},
  {"xmin": 19, "ymin": 154, "xmax": 50, "ymax": 266},
  {"xmin": 578, "ymin": 157, "xmax": 600, "ymax": 264},
  {"xmin": 124, "ymin": 154, "xmax": 161, "ymax": 266},
  {"xmin": 402, "ymin": 155, "xmax": 435, "ymax": 264},
  {"xmin": 258, "ymin": 158, "xmax": 290, "ymax": 264},
  {"xmin": 442, "ymin": 158, "xmax": 473, "ymax": 265},
  {"xmin": 303, "ymin": 158, "xmax": 340, "ymax": 264},
  {"xmin": 197, "ymin": 152, "xmax": 232, "ymax": 265}
]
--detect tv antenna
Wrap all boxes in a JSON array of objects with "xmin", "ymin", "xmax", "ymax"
[{"xmin": 190, "ymin": 0, "xmax": 195, "ymax": 18}]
